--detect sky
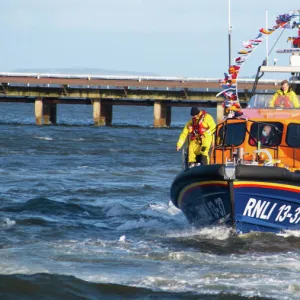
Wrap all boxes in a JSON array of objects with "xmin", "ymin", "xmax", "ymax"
[{"xmin": 0, "ymin": 0, "xmax": 299, "ymax": 79}]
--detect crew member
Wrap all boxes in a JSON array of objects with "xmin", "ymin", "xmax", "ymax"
[
  {"xmin": 250, "ymin": 125, "xmax": 276, "ymax": 146},
  {"xmin": 176, "ymin": 107, "xmax": 216, "ymax": 167},
  {"xmin": 269, "ymin": 79, "xmax": 299, "ymax": 108}
]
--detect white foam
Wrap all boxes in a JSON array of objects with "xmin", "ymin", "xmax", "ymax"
[
  {"xmin": 166, "ymin": 201, "xmax": 182, "ymax": 216},
  {"xmin": 34, "ymin": 136, "xmax": 53, "ymax": 141},
  {"xmin": 288, "ymin": 283, "xmax": 300, "ymax": 294},
  {"xmin": 196, "ymin": 226, "xmax": 232, "ymax": 240},
  {"xmin": 277, "ymin": 230, "xmax": 300, "ymax": 238},
  {"xmin": 142, "ymin": 204, "xmax": 179, "ymax": 220},
  {"xmin": 166, "ymin": 226, "xmax": 231, "ymax": 240},
  {"xmin": 135, "ymin": 269, "xmax": 300, "ymax": 299},
  {"xmin": 117, "ymin": 218, "xmax": 162, "ymax": 231},
  {"xmin": 0, "ymin": 236, "xmax": 299, "ymax": 300},
  {"xmin": 138, "ymin": 276, "xmax": 189, "ymax": 291},
  {"xmin": 149, "ymin": 201, "xmax": 182, "ymax": 216},
  {"xmin": 0, "ymin": 264, "xmax": 48, "ymax": 275},
  {"xmin": 119, "ymin": 235, "xmax": 126, "ymax": 242},
  {"xmin": 109, "ymin": 148, "xmax": 121, "ymax": 152},
  {"xmin": 1, "ymin": 217, "xmax": 16, "ymax": 229},
  {"xmin": 106, "ymin": 203, "xmax": 131, "ymax": 217}
]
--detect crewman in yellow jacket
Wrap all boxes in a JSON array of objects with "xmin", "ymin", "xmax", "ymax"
[
  {"xmin": 269, "ymin": 79, "xmax": 300, "ymax": 108},
  {"xmin": 176, "ymin": 107, "xmax": 216, "ymax": 167}
]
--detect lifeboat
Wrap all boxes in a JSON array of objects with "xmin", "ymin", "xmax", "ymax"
[{"xmin": 170, "ymin": 10, "xmax": 300, "ymax": 234}]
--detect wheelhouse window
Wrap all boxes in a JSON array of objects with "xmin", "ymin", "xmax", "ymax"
[
  {"xmin": 247, "ymin": 94, "xmax": 300, "ymax": 109},
  {"xmin": 216, "ymin": 122, "xmax": 246, "ymax": 147},
  {"xmin": 248, "ymin": 122, "xmax": 283, "ymax": 147},
  {"xmin": 286, "ymin": 123, "xmax": 300, "ymax": 148},
  {"xmin": 247, "ymin": 94, "xmax": 273, "ymax": 108}
]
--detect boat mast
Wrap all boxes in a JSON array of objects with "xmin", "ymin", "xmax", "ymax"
[
  {"xmin": 228, "ymin": 0, "xmax": 232, "ymax": 67},
  {"xmin": 265, "ymin": 9, "xmax": 269, "ymax": 66}
]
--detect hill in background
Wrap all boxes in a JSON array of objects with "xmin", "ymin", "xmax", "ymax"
[{"xmin": 12, "ymin": 67, "xmax": 158, "ymax": 77}]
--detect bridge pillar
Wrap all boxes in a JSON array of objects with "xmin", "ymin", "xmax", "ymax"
[
  {"xmin": 102, "ymin": 102, "xmax": 112, "ymax": 126},
  {"xmin": 93, "ymin": 99, "xmax": 101, "ymax": 125},
  {"xmin": 93, "ymin": 99, "xmax": 113, "ymax": 126},
  {"xmin": 216, "ymin": 102, "xmax": 224, "ymax": 124},
  {"xmin": 43, "ymin": 103, "xmax": 57, "ymax": 125},
  {"xmin": 35, "ymin": 97, "xmax": 43, "ymax": 125},
  {"xmin": 154, "ymin": 101, "xmax": 171, "ymax": 127},
  {"xmin": 35, "ymin": 98, "xmax": 57, "ymax": 125}
]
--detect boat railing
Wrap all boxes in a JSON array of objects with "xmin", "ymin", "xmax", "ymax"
[
  {"xmin": 181, "ymin": 142, "xmax": 189, "ymax": 170},
  {"xmin": 274, "ymin": 144, "xmax": 300, "ymax": 169},
  {"xmin": 182, "ymin": 118, "xmax": 300, "ymax": 170}
]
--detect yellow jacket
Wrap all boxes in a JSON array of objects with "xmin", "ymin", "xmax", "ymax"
[
  {"xmin": 269, "ymin": 89, "xmax": 299, "ymax": 108},
  {"xmin": 177, "ymin": 112, "xmax": 216, "ymax": 149}
]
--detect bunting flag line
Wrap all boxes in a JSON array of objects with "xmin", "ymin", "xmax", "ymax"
[{"xmin": 217, "ymin": 9, "xmax": 300, "ymax": 120}]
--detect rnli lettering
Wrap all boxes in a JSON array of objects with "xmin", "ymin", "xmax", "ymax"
[
  {"xmin": 243, "ymin": 198, "xmax": 277, "ymax": 220},
  {"xmin": 243, "ymin": 198, "xmax": 300, "ymax": 223}
]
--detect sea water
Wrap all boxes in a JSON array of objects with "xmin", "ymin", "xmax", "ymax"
[{"xmin": 0, "ymin": 103, "xmax": 299, "ymax": 300}]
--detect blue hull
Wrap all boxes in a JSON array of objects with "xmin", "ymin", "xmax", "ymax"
[
  {"xmin": 177, "ymin": 181, "xmax": 233, "ymax": 227},
  {"xmin": 170, "ymin": 165, "xmax": 300, "ymax": 234},
  {"xmin": 234, "ymin": 182, "xmax": 300, "ymax": 233}
]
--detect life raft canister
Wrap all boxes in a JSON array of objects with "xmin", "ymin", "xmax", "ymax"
[
  {"xmin": 189, "ymin": 111, "xmax": 208, "ymax": 140},
  {"xmin": 274, "ymin": 95, "xmax": 293, "ymax": 108}
]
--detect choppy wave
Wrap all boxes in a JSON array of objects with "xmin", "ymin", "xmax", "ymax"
[
  {"xmin": 0, "ymin": 217, "xmax": 16, "ymax": 229},
  {"xmin": 0, "ymin": 273, "xmax": 272, "ymax": 300},
  {"xmin": 164, "ymin": 226, "xmax": 300, "ymax": 255},
  {"xmin": 0, "ymin": 105, "xmax": 299, "ymax": 299},
  {"xmin": 1, "ymin": 197, "xmax": 94, "ymax": 215}
]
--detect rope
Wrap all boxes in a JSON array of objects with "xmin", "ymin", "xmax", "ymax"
[{"xmin": 267, "ymin": 27, "xmax": 286, "ymax": 57}]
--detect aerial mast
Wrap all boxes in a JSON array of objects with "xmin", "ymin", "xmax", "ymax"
[
  {"xmin": 265, "ymin": 9, "xmax": 269, "ymax": 66},
  {"xmin": 228, "ymin": 0, "xmax": 232, "ymax": 67}
]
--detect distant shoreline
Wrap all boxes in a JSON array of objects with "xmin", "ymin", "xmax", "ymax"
[{"xmin": 12, "ymin": 68, "xmax": 158, "ymax": 77}]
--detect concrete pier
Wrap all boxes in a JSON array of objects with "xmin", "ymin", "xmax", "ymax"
[
  {"xmin": 92, "ymin": 99, "xmax": 113, "ymax": 126},
  {"xmin": 154, "ymin": 101, "xmax": 171, "ymax": 127},
  {"xmin": 35, "ymin": 98, "xmax": 57, "ymax": 125},
  {"xmin": 92, "ymin": 99, "xmax": 101, "ymax": 125},
  {"xmin": 0, "ymin": 73, "xmax": 279, "ymax": 126},
  {"xmin": 35, "ymin": 98, "xmax": 43, "ymax": 125},
  {"xmin": 43, "ymin": 103, "xmax": 57, "ymax": 125}
]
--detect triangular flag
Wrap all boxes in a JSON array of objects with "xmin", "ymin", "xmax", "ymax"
[
  {"xmin": 242, "ymin": 41, "xmax": 253, "ymax": 49},
  {"xmin": 250, "ymin": 39, "xmax": 263, "ymax": 44},
  {"xmin": 259, "ymin": 28, "xmax": 274, "ymax": 35},
  {"xmin": 255, "ymin": 32, "xmax": 263, "ymax": 39},
  {"xmin": 238, "ymin": 49, "xmax": 252, "ymax": 55},
  {"xmin": 235, "ymin": 56, "xmax": 246, "ymax": 64}
]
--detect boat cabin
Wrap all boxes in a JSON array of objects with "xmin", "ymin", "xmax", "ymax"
[
  {"xmin": 212, "ymin": 115, "xmax": 300, "ymax": 171},
  {"xmin": 211, "ymin": 52, "xmax": 300, "ymax": 171}
]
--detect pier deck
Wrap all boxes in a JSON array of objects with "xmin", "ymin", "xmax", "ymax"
[{"xmin": 0, "ymin": 73, "xmax": 281, "ymax": 126}]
